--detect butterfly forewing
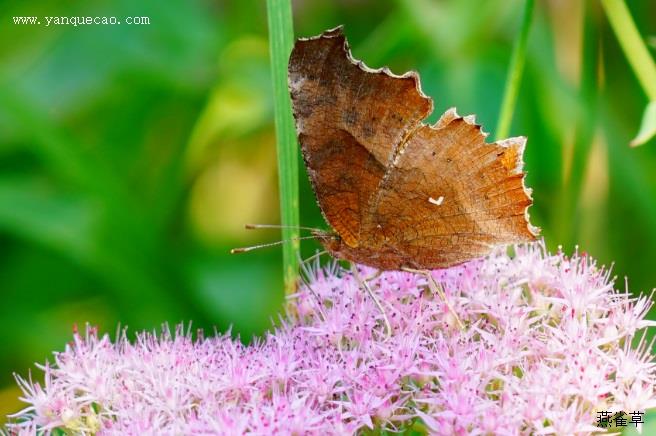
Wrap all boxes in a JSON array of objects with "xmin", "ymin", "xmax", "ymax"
[{"xmin": 288, "ymin": 27, "xmax": 432, "ymax": 248}]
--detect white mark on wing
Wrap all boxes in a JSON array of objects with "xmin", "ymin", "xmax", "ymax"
[{"xmin": 428, "ymin": 196, "xmax": 444, "ymax": 206}]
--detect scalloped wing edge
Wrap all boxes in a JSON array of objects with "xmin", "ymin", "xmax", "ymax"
[
  {"xmin": 293, "ymin": 26, "xmax": 434, "ymax": 115},
  {"xmin": 433, "ymin": 107, "xmax": 540, "ymax": 239}
]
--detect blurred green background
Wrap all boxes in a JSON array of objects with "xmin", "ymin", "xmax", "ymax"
[{"xmin": 1, "ymin": 0, "xmax": 655, "ymax": 422}]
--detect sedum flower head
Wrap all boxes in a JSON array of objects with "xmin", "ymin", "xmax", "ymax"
[{"xmin": 5, "ymin": 242, "xmax": 656, "ymax": 435}]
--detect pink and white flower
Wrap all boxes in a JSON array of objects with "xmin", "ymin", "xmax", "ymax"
[{"xmin": 4, "ymin": 242, "xmax": 655, "ymax": 435}]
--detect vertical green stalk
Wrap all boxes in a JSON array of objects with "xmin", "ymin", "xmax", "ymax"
[
  {"xmin": 601, "ymin": 0, "xmax": 656, "ymax": 100},
  {"xmin": 555, "ymin": 2, "xmax": 601, "ymax": 249},
  {"xmin": 495, "ymin": 0, "xmax": 535, "ymax": 141},
  {"xmin": 266, "ymin": 0, "xmax": 300, "ymax": 296}
]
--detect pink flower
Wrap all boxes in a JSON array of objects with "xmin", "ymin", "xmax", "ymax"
[{"xmin": 5, "ymin": 242, "xmax": 656, "ymax": 435}]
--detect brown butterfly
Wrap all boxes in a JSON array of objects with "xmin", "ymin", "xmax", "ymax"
[{"xmin": 288, "ymin": 26, "xmax": 539, "ymax": 271}]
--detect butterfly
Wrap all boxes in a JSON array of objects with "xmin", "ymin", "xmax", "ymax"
[{"xmin": 288, "ymin": 26, "xmax": 538, "ymax": 271}]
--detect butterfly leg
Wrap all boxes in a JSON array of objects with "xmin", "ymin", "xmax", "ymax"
[
  {"xmin": 363, "ymin": 270, "xmax": 382, "ymax": 282},
  {"xmin": 301, "ymin": 250, "xmax": 329, "ymax": 266},
  {"xmin": 296, "ymin": 251, "xmax": 329, "ymax": 322},
  {"xmin": 350, "ymin": 264, "xmax": 392, "ymax": 340},
  {"xmin": 402, "ymin": 268, "xmax": 465, "ymax": 331}
]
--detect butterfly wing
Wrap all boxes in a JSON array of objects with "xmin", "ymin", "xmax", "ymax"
[
  {"xmin": 363, "ymin": 109, "xmax": 538, "ymax": 268},
  {"xmin": 288, "ymin": 27, "xmax": 431, "ymax": 247}
]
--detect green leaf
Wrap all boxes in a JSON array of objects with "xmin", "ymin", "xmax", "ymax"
[
  {"xmin": 630, "ymin": 101, "xmax": 656, "ymax": 147},
  {"xmin": 601, "ymin": 0, "xmax": 656, "ymax": 101},
  {"xmin": 622, "ymin": 409, "xmax": 656, "ymax": 435}
]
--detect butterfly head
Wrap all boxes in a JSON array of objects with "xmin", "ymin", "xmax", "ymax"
[{"xmin": 312, "ymin": 230, "xmax": 344, "ymax": 257}]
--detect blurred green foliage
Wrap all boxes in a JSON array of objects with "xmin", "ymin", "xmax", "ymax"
[{"xmin": 0, "ymin": 0, "xmax": 655, "ymax": 422}]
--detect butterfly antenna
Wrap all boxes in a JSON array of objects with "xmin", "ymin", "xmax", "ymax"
[
  {"xmin": 230, "ymin": 236, "xmax": 311, "ymax": 254},
  {"xmin": 230, "ymin": 235, "xmax": 333, "ymax": 254},
  {"xmin": 245, "ymin": 223, "xmax": 323, "ymax": 232}
]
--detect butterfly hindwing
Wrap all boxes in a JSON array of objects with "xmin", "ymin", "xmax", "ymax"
[{"xmin": 363, "ymin": 111, "xmax": 537, "ymax": 268}]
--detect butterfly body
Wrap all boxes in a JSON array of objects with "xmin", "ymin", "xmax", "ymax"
[
  {"xmin": 291, "ymin": 27, "xmax": 538, "ymax": 270},
  {"xmin": 313, "ymin": 231, "xmax": 412, "ymax": 270}
]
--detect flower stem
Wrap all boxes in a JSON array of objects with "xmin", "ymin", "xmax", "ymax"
[
  {"xmin": 266, "ymin": 0, "xmax": 300, "ymax": 296},
  {"xmin": 495, "ymin": 0, "xmax": 535, "ymax": 141},
  {"xmin": 601, "ymin": 0, "xmax": 656, "ymax": 101}
]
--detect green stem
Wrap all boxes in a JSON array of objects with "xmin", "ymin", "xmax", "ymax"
[
  {"xmin": 560, "ymin": 2, "xmax": 601, "ymax": 249},
  {"xmin": 266, "ymin": 0, "xmax": 300, "ymax": 297},
  {"xmin": 495, "ymin": 0, "xmax": 535, "ymax": 141},
  {"xmin": 601, "ymin": 0, "xmax": 656, "ymax": 101}
]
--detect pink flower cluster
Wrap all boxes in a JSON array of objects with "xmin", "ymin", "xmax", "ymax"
[{"xmin": 5, "ymin": 242, "xmax": 656, "ymax": 435}]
